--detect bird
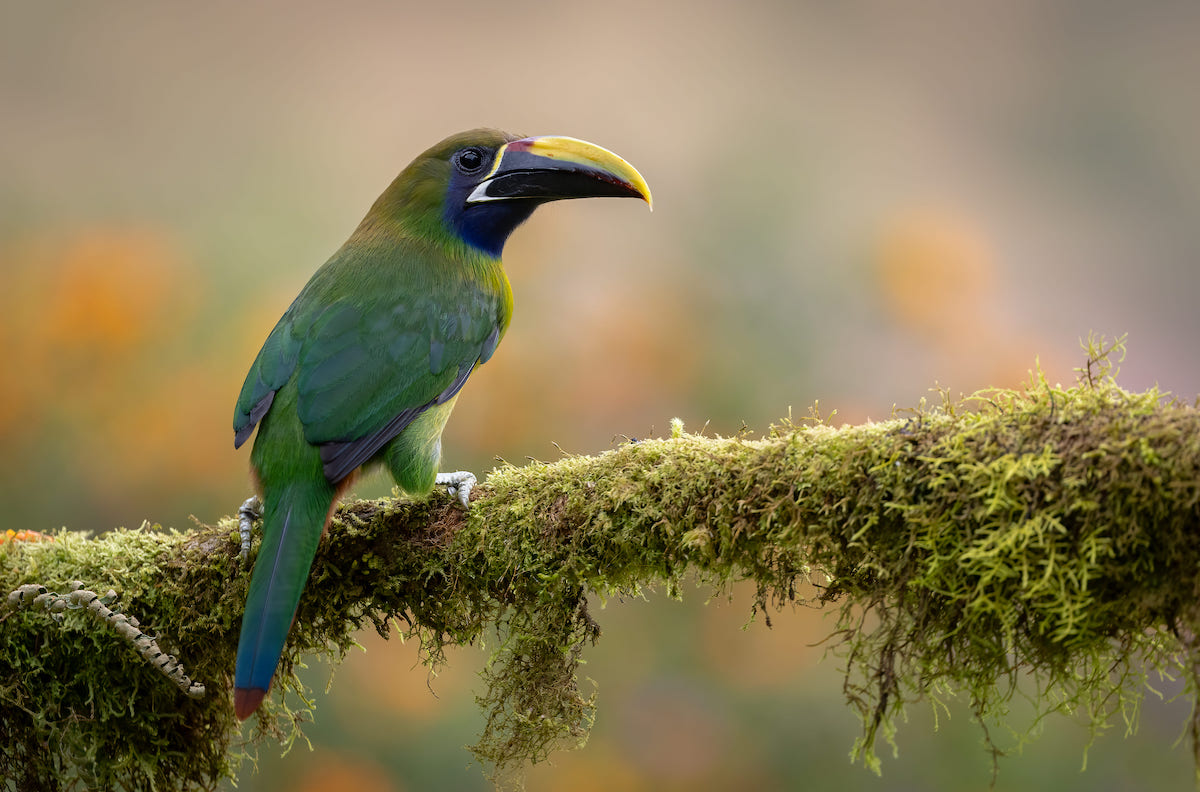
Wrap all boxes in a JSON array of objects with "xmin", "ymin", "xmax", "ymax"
[{"xmin": 230, "ymin": 128, "xmax": 652, "ymax": 720}]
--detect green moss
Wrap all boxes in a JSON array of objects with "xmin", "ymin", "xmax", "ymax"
[
  {"xmin": 0, "ymin": 526, "xmax": 240, "ymax": 791},
  {"xmin": 4, "ymin": 337, "xmax": 1200, "ymax": 789}
]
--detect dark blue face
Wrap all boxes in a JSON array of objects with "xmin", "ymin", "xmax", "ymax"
[{"xmin": 443, "ymin": 145, "xmax": 538, "ymax": 258}]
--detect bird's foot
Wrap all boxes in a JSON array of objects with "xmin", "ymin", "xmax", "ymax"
[
  {"xmin": 435, "ymin": 471, "xmax": 476, "ymax": 509},
  {"xmin": 237, "ymin": 496, "xmax": 262, "ymax": 562}
]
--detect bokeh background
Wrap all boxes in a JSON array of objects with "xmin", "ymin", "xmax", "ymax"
[{"xmin": 4, "ymin": 2, "xmax": 1200, "ymax": 789}]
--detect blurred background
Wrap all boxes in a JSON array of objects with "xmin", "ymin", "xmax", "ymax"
[{"xmin": 3, "ymin": 1, "xmax": 1200, "ymax": 789}]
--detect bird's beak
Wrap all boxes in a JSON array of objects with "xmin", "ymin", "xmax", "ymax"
[{"xmin": 466, "ymin": 136, "xmax": 652, "ymax": 210}]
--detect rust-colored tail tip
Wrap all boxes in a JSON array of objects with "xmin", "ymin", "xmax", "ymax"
[{"xmin": 234, "ymin": 686, "xmax": 267, "ymax": 721}]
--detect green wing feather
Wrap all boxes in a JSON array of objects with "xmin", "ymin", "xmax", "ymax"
[
  {"xmin": 233, "ymin": 298, "xmax": 302, "ymax": 448},
  {"xmin": 233, "ymin": 238, "xmax": 508, "ymax": 481}
]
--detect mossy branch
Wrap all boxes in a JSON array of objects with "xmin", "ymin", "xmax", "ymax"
[
  {"xmin": 6, "ymin": 582, "xmax": 206, "ymax": 700},
  {"xmin": 4, "ymin": 339, "xmax": 1200, "ymax": 791}
]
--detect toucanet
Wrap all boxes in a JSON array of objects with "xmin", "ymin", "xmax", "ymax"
[{"xmin": 231, "ymin": 128, "xmax": 651, "ymax": 719}]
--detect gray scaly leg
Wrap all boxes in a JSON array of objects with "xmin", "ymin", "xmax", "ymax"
[{"xmin": 237, "ymin": 496, "xmax": 262, "ymax": 562}]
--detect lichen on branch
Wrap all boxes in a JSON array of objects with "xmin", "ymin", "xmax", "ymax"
[
  {"xmin": 3, "ymin": 338, "xmax": 1200, "ymax": 792},
  {"xmin": 6, "ymin": 581, "xmax": 205, "ymax": 699}
]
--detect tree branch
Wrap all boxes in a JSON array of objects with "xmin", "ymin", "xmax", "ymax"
[{"xmin": 4, "ymin": 342, "xmax": 1200, "ymax": 791}]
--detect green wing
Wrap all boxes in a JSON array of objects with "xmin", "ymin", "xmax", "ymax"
[
  {"xmin": 233, "ymin": 297, "xmax": 303, "ymax": 448},
  {"xmin": 298, "ymin": 284, "xmax": 502, "ymax": 482},
  {"xmin": 233, "ymin": 243, "xmax": 506, "ymax": 482}
]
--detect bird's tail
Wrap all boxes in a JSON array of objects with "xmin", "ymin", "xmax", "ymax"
[{"xmin": 234, "ymin": 479, "xmax": 334, "ymax": 720}]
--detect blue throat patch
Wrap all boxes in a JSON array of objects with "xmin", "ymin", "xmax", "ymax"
[
  {"xmin": 443, "ymin": 168, "xmax": 539, "ymax": 257},
  {"xmin": 447, "ymin": 200, "xmax": 538, "ymax": 258}
]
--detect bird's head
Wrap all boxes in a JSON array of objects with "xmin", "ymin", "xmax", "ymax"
[{"xmin": 367, "ymin": 128, "xmax": 652, "ymax": 257}]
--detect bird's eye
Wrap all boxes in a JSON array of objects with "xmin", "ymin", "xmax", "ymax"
[{"xmin": 456, "ymin": 148, "xmax": 485, "ymax": 174}]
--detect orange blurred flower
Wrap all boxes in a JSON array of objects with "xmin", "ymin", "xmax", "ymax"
[{"xmin": 0, "ymin": 529, "xmax": 54, "ymax": 544}]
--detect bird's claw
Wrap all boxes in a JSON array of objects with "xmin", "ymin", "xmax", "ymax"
[
  {"xmin": 237, "ymin": 496, "xmax": 262, "ymax": 562},
  {"xmin": 435, "ymin": 471, "xmax": 476, "ymax": 509}
]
